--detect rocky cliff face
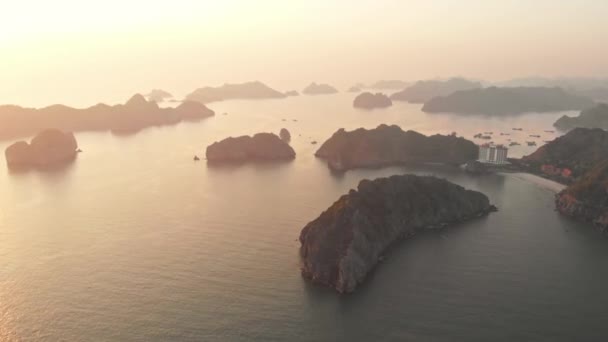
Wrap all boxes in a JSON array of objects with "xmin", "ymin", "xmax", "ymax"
[
  {"xmin": 555, "ymin": 159, "xmax": 608, "ymax": 231},
  {"xmin": 353, "ymin": 92, "xmax": 392, "ymax": 109},
  {"xmin": 206, "ymin": 133, "xmax": 296, "ymax": 162},
  {"xmin": 5, "ymin": 129, "xmax": 78, "ymax": 169},
  {"xmin": 299, "ymin": 174, "xmax": 495, "ymax": 293},
  {"xmin": 315, "ymin": 125, "xmax": 478, "ymax": 171}
]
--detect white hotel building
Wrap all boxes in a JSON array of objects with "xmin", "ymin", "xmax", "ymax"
[{"xmin": 478, "ymin": 144, "xmax": 508, "ymax": 164}]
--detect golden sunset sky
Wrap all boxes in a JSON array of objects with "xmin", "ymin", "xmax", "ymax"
[{"xmin": 1, "ymin": 0, "xmax": 607, "ymax": 106}]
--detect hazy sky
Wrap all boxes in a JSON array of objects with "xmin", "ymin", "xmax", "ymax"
[{"xmin": 1, "ymin": 0, "xmax": 608, "ymax": 107}]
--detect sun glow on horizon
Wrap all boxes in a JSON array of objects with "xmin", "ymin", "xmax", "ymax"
[{"xmin": 0, "ymin": 0, "xmax": 607, "ymax": 107}]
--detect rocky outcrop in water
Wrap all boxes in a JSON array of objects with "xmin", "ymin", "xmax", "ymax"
[
  {"xmin": 555, "ymin": 159, "xmax": 608, "ymax": 231},
  {"xmin": 5, "ymin": 129, "xmax": 78, "ymax": 169},
  {"xmin": 299, "ymin": 174, "xmax": 495, "ymax": 293},
  {"xmin": 315, "ymin": 125, "xmax": 478, "ymax": 171},
  {"xmin": 390, "ymin": 78, "xmax": 481, "ymax": 103},
  {"xmin": 206, "ymin": 133, "xmax": 295, "ymax": 162},
  {"xmin": 522, "ymin": 127, "xmax": 608, "ymax": 179},
  {"xmin": 185, "ymin": 81, "xmax": 286, "ymax": 103},
  {"xmin": 279, "ymin": 128, "xmax": 291, "ymax": 142},
  {"xmin": 353, "ymin": 92, "xmax": 392, "ymax": 109},
  {"xmin": 0, "ymin": 94, "xmax": 214, "ymax": 140},
  {"xmin": 554, "ymin": 103, "xmax": 608, "ymax": 131},
  {"xmin": 302, "ymin": 83, "xmax": 338, "ymax": 95},
  {"xmin": 422, "ymin": 87, "xmax": 594, "ymax": 115}
]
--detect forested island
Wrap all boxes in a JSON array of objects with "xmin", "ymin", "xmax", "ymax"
[
  {"xmin": 299, "ymin": 174, "xmax": 495, "ymax": 293},
  {"xmin": 315, "ymin": 125, "xmax": 478, "ymax": 171}
]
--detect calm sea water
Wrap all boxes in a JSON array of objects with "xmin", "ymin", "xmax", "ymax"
[{"xmin": 1, "ymin": 94, "xmax": 607, "ymax": 341}]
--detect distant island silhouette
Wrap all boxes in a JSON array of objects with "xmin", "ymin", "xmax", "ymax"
[
  {"xmin": 145, "ymin": 89, "xmax": 173, "ymax": 103},
  {"xmin": 353, "ymin": 92, "xmax": 392, "ymax": 109},
  {"xmin": 422, "ymin": 87, "xmax": 594, "ymax": 115},
  {"xmin": 0, "ymin": 94, "xmax": 214, "ymax": 141},
  {"xmin": 302, "ymin": 82, "xmax": 338, "ymax": 95},
  {"xmin": 185, "ymin": 81, "xmax": 286, "ymax": 103},
  {"xmin": 554, "ymin": 103, "xmax": 608, "ymax": 131},
  {"xmin": 390, "ymin": 78, "xmax": 481, "ymax": 103},
  {"xmin": 500, "ymin": 77, "xmax": 608, "ymax": 102}
]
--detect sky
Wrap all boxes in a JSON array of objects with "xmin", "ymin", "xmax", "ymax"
[{"xmin": 1, "ymin": 0, "xmax": 607, "ymax": 107}]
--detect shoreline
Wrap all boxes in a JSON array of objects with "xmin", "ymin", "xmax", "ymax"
[{"xmin": 502, "ymin": 172, "xmax": 566, "ymax": 193}]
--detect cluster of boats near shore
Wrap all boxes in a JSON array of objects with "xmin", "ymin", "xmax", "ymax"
[{"xmin": 472, "ymin": 128, "xmax": 556, "ymax": 147}]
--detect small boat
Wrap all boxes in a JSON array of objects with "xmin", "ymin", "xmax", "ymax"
[
  {"xmin": 544, "ymin": 130, "xmax": 555, "ymax": 133},
  {"xmin": 481, "ymin": 135, "xmax": 492, "ymax": 140},
  {"xmin": 509, "ymin": 142, "xmax": 520, "ymax": 146},
  {"xmin": 529, "ymin": 134, "xmax": 541, "ymax": 138},
  {"xmin": 526, "ymin": 141, "xmax": 537, "ymax": 146},
  {"xmin": 512, "ymin": 128, "xmax": 523, "ymax": 131},
  {"xmin": 500, "ymin": 133, "xmax": 510, "ymax": 136},
  {"xmin": 193, "ymin": 155, "xmax": 200, "ymax": 161},
  {"xmin": 311, "ymin": 141, "xmax": 318, "ymax": 145},
  {"xmin": 483, "ymin": 131, "xmax": 493, "ymax": 134},
  {"xmin": 474, "ymin": 133, "xmax": 483, "ymax": 138}
]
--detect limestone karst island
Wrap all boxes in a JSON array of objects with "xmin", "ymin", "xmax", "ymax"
[{"xmin": 2, "ymin": 1, "xmax": 608, "ymax": 341}]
